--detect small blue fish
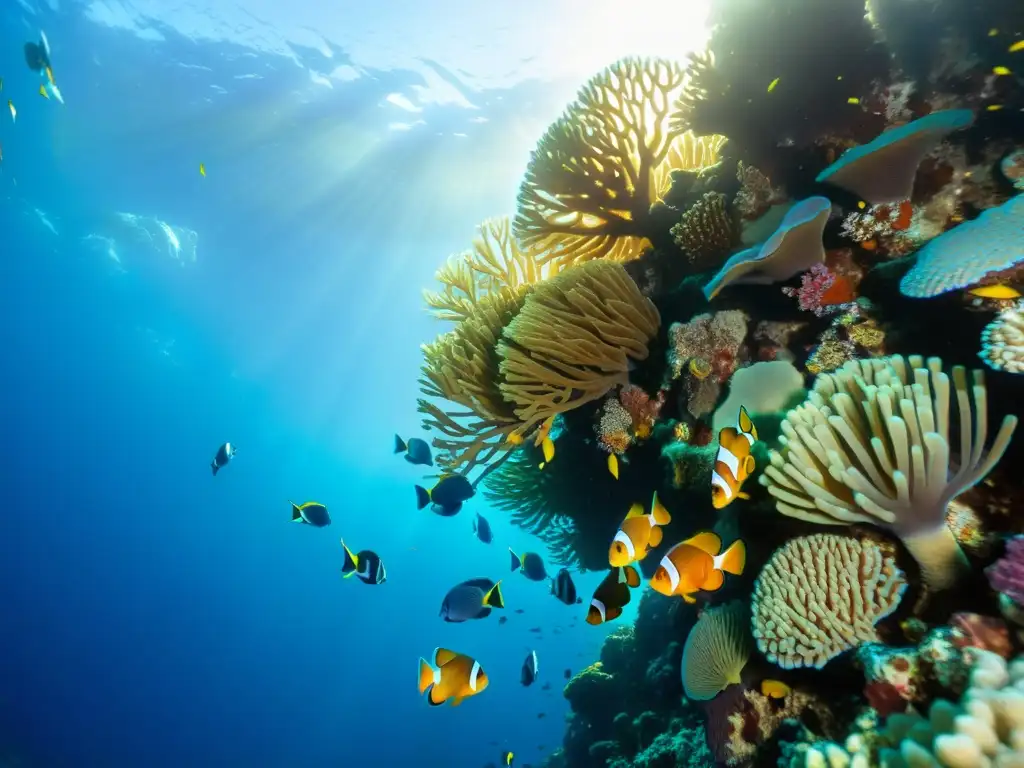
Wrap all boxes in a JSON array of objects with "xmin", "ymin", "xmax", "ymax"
[
  {"xmin": 551, "ymin": 568, "xmax": 581, "ymax": 606},
  {"xmin": 340, "ymin": 539, "xmax": 386, "ymax": 584},
  {"xmin": 394, "ymin": 434, "xmax": 433, "ymax": 466},
  {"xmin": 416, "ymin": 474, "xmax": 474, "ymax": 514},
  {"xmin": 290, "ymin": 501, "xmax": 331, "ymax": 527},
  {"xmin": 473, "ymin": 513, "xmax": 493, "ymax": 544},
  {"xmin": 521, "ymin": 650, "xmax": 539, "ymax": 687},
  {"xmin": 510, "ymin": 548, "xmax": 547, "ymax": 581}
]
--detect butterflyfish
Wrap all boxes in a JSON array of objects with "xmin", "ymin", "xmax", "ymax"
[
  {"xmin": 510, "ymin": 548, "xmax": 548, "ymax": 581},
  {"xmin": 415, "ymin": 473, "xmax": 473, "ymax": 515},
  {"xmin": 473, "ymin": 512, "xmax": 493, "ymax": 544},
  {"xmin": 609, "ymin": 492, "xmax": 672, "ymax": 567},
  {"xmin": 968, "ymin": 284, "xmax": 1021, "ymax": 300},
  {"xmin": 761, "ymin": 679, "xmax": 791, "ymax": 699},
  {"xmin": 210, "ymin": 441, "xmax": 236, "ymax": 475},
  {"xmin": 649, "ymin": 531, "xmax": 746, "ymax": 603},
  {"xmin": 418, "ymin": 647, "xmax": 488, "ymax": 707},
  {"xmin": 551, "ymin": 568, "xmax": 581, "ymax": 606},
  {"xmin": 521, "ymin": 650, "xmax": 539, "ymax": 686},
  {"xmin": 440, "ymin": 578, "xmax": 503, "ymax": 622},
  {"xmin": 394, "ymin": 434, "xmax": 433, "ymax": 466},
  {"xmin": 586, "ymin": 565, "xmax": 641, "ymax": 625},
  {"xmin": 340, "ymin": 539, "xmax": 386, "ymax": 584},
  {"xmin": 290, "ymin": 501, "xmax": 331, "ymax": 527},
  {"xmin": 711, "ymin": 406, "xmax": 759, "ymax": 510},
  {"xmin": 607, "ymin": 453, "xmax": 619, "ymax": 479}
]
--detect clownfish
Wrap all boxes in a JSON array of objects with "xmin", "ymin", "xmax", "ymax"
[
  {"xmin": 586, "ymin": 565, "xmax": 641, "ymax": 625},
  {"xmin": 418, "ymin": 647, "xmax": 488, "ymax": 707},
  {"xmin": 711, "ymin": 406, "xmax": 759, "ymax": 510},
  {"xmin": 649, "ymin": 531, "xmax": 746, "ymax": 603},
  {"xmin": 609, "ymin": 492, "xmax": 672, "ymax": 567}
]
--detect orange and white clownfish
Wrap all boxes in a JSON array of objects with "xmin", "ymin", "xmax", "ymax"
[
  {"xmin": 711, "ymin": 406, "xmax": 759, "ymax": 510},
  {"xmin": 417, "ymin": 647, "xmax": 488, "ymax": 707},
  {"xmin": 586, "ymin": 565, "xmax": 641, "ymax": 625},
  {"xmin": 649, "ymin": 531, "xmax": 746, "ymax": 603},
  {"xmin": 609, "ymin": 492, "xmax": 672, "ymax": 568}
]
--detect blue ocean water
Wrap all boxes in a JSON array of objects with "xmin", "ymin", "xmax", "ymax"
[{"xmin": 0, "ymin": 1, "xmax": 718, "ymax": 765}]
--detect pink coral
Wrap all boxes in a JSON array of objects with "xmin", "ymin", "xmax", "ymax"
[
  {"xmin": 782, "ymin": 263, "xmax": 837, "ymax": 316},
  {"xmin": 986, "ymin": 536, "xmax": 1024, "ymax": 605}
]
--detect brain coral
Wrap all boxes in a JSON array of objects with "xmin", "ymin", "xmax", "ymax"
[
  {"xmin": 682, "ymin": 600, "xmax": 753, "ymax": 701},
  {"xmin": 752, "ymin": 534, "xmax": 907, "ymax": 670}
]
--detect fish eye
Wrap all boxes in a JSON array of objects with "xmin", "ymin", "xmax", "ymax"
[{"xmin": 615, "ymin": 543, "xmax": 623, "ymax": 552}]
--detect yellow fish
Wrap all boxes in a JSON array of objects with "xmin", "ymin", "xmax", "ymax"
[
  {"xmin": 711, "ymin": 406, "xmax": 759, "ymax": 510},
  {"xmin": 506, "ymin": 431, "xmax": 524, "ymax": 446},
  {"xmin": 761, "ymin": 679, "xmax": 790, "ymax": 699},
  {"xmin": 418, "ymin": 647, "xmax": 488, "ymax": 707},
  {"xmin": 994, "ymin": 66, "xmax": 1012, "ymax": 76},
  {"xmin": 7, "ymin": 100, "xmax": 15, "ymax": 122},
  {"xmin": 987, "ymin": 105, "xmax": 1004, "ymax": 112},
  {"xmin": 38, "ymin": 85, "xmax": 48, "ymax": 99},
  {"xmin": 649, "ymin": 531, "xmax": 746, "ymax": 603},
  {"xmin": 199, "ymin": 163, "xmax": 206, "ymax": 177},
  {"xmin": 607, "ymin": 453, "xmax": 619, "ymax": 480},
  {"xmin": 968, "ymin": 284, "xmax": 1021, "ymax": 300},
  {"xmin": 767, "ymin": 77, "xmax": 780, "ymax": 93},
  {"xmin": 1011, "ymin": 41, "xmax": 1024, "ymax": 53},
  {"xmin": 847, "ymin": 97, "xmax": 860, "ymax": 105},
  {"xmin": 990, "ymin": 28, "xmax": 1000, "ymax": 37},
  {"xmin": 609, "ymin": 493, "xmax": 672, "ymax": 568},
  {"xmin": 535, "ymin": 415, "xmax": 555, "ymax": 465}
]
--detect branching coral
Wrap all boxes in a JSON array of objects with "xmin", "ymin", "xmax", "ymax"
[
  {"xmin": 499, "ymin": 261, "xmax": 661, "ymax": 427},
  {"xmin": 423, "ymin": 216, "xmax": 558, "ymax": 322},
  {"xmin": 752, "ymin": 534, "xmax": 908, "ymax": 670},
  {"xmin": 514, "ymin": 57, "xmax": 726, "ymax": 269},
  {"xmin": 681, "ymin": 601, "xmax": 752, "ymax": 701},
  {"xmin": 761, "ymin": 355, "xmax": 1018, "ymax": 590},
  {"xmin": 980, "ymin": 300, "xmax": 1024, "ymax": 374},
  {"xmin": 670, "ymin": 192, "xmax": 738, "ymax": 269}
]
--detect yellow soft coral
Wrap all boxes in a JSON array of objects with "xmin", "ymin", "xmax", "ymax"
[{"xmin": 514, "ymin": 57, "xmax": 726, "ymax": 269}]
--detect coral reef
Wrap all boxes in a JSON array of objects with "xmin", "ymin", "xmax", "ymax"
[{"xmin": 671, "ymin": 192, "xmax": 740, "ymax": 270}]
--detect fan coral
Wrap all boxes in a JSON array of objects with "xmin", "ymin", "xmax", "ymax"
[
  {"xmin": 752, "ymin": 534, "xmax": 908, "ymax": 670},
  {"xmin": 667, "ymin": 310, "xmax": 749, "ymax": 382},
  {"xmin": 423, "ymin": 216, "xmax": 557, "ymax": 322},
  {"xmin": 816, "ymin": 110, "xmax": 976, "ymax": 205},
  {"xmin": 901, "ymin": 195, "xmax": 1024, "ymax": 298},
  {"xmin": 980, "ymin": 300, "xmax": 1024, "ymax": 374},
  {"xmin": 703, "ymin": 197, "xmax": 832, "ymax": 300},
  {"xmin": 514, "ymin": 58, "xmax": 726, "ymax": 268},
  {"xmin": 682, "ymin": 601, "xmax": 752, "ymax": 701},
  {"xmin": 760, "ymin": 355, "xmax": 1018, "ymax": 590},
  {"xmin": 670, "ymin": 192, "xmax": 738, "ymax": 269},
  {"xmin": 418, "ymin": 288, "xmax": 528, "ymax": 476},
  {"xmin": 499, "ymin": 260, "xmax": 661, "ymax": 428}
]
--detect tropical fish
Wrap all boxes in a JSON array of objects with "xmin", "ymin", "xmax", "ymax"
[
  {"xmin": 767, "ymin": 77, "xmax": 780, "ymax": 92},
  {"xmin": 415, "ymin": 474, "xmax": 473, "ymax": 515},
  {"xmin": 199, "ymin": 163, "xmax": 206, "ymax": 177},
  {"xmin": 994, "ymin": 66, "xmax": 1012, "ymax": 76},
  {"xmin": 551, "ymin": 568, "xmax": 581, "ymax": 606},
  {"xmin": 506, "ymin": 431, "xmax": 524, "ymax": 446},
  {"xmin": 761, "ymin": 679, "xmax": 790, "ymax": 699},
  {"xmin": 23, "ymin": 32, "xmax": 52, "ymax": 74},
  {"xmin": 586, "ymin": 565, "xmax": 641, "ymax": 625},
  {"xmin": 290, "ymin": 501, "xmax": 331, "ymax": 527},
  {"xmin": 210, "ymin": 442, "xmax": 236, "ymax": 475},
  {"xmin": 607, "ymin": 453, "xmax": 619, "ymax": 479},
  {"xmin": 711, "ymin": 406, "xmax": 759, "ymax": 510},
  {"xmin": 510, "ymin": 548, "xmax": 547, "ymax": 581},
  {"xmin": 649, "ymin": 531, "xmax": 746, "ymax": 603},
  {"xmin": 847, "ymin": 97, "xmax": 860, "ymax": 105},
  {"xmin": 340, "ymin": 539, "xmax": 386, "ymax": 585},
  {"xmin": 521, "ymin": 650, "xmax": 539, "ymax": 687},
  {"xmin": 609, "ymin": 493, "xmax": 672, "ymax": 567},
  {"xmin": 8, "ymin": 100, "xmax": 15, "ymax": 122},
  {"xmin": 473, "ymin": 512, "xmax": 493, "ymax": 544},
  {"xmin": 394, "ymin": 434, "xmax": 433, "ymax": 466},
  {"xmin": 498, "ymin": 616, "xmax": 508, "ymax": 625},
  {"xmin": 535, "ymin": 416, "xmax": 555, "ymax": 468},
  {"xmin": 968, "ymin": 284, "xmax": 1021, "ymax": 300},
  {"xmin": 1011, "ymin": 41, "xmax": 1024, "ymax": 53},
  {"xmin": 38, "ymin": 85, "xmax": 48, "ymax": 99},
  {"xmin": 418, "ymin": 647, "xmax": 488, "ymax": 707},
  {"xmin": 440, "ymin": 578, "xmax": 504, "ymax": 622},
  {"xmin": 501, "ymin": 752, "xmax": 514, "ymax": 767}
]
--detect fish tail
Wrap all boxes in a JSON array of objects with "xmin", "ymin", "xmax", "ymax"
[
  {"xmin": 509, "ymin": 548, "xmax": 522, "ymax": 572},
  {"xmin": 718, "ymin": 539, "xmax": 747, "ymax": 576},
  {"xmin": 484, "ymin": 580, "xmax": 505, "ymax": 609},
  {"xmin": 650, "ymin": 492, "xmax": 671, "ymax": 525},
  {"xmin": 211, "ymin": 461, "xmax": 219, "ymax": 476},
  {"xmin": 394, "ymin": 434, "xmax": 407, "ymax": 454},
  {"xmin": 290, "ymin": 503, "xmax": 303, "ymax": 523},
  {"xmin": 418, "ymin": 657, "xmax": 437, "ymax": 696},
  {"xmin": 414, "ymin": 485, "xmax": 431, "ymax": 510},
  {"xmin": 340, "ymin": 539, "xmax": 359, "ymax": 574}
]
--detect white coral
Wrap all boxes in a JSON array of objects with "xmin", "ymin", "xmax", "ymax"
[{"xmin": 980, "ymin": 301, "xmax": 1024, "ymax": 375}]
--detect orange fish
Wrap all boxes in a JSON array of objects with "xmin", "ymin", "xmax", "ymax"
[
  {"xmin": 711, "ymin": 406, "xmax": 758, "ymax": 510},
  {"xmin": 609, "ymin": 492, "xmax": 672, "ymax": 567},
  {"xmin": 418, "ymin": 647, "xmax": 488, "ymax": 707},
  {"xmin": 649, "ymin": 531, "xmax": 746, "ymax": 603},
  {"xmin": 586, "ymin": 565, "xmax": 641, "ymax": 625}
]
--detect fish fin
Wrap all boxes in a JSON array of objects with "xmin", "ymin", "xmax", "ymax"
[
  {"xmin": 718, "ymin": 539, "xmax": 747, "ymax": 576},
  {"xmin": 624, "ymin": 503, "xmax": 645, "ymax": 520},
  {"xmin": 394, "ymin": 434, "xmax": 407, "ymax": 454},
  {"xmin": 702, "ymin": 568, "xmax": 725, "ymax": 592},
  {"xmin": 483, "ymin": 581, "xmax": 505, "ymax": 609},
  {"xmin": 542, "ymin": 437, "xmax": 555, "ymax": 463},
  {"xmin": 418, "ymin": 658, "xmax": 436, "ymax": 695},
  {"xmin": 433, "ymin": 647, "xmax": 459, "ymax": 667},
  {"xmin": 509, "ymin": 548, "xmax": 522, "ymax": 572},
  {"xmin": 650, "ymin": 491, "xmax": 671, "ymax": 525},
  {"xmin": 648, "ymin": 525, "xmax": 663, "ymax": 548},
  {"xmin": 449, "ymin": 696, "xmax": 465, "ymax": 707},
  {"xmin": 623, "ymin": 565, "xmax": 641, "ymax": 588},
  {"xmin": 211, "ymin": 461, "xmax": 218, "ymax": 476},
  {"xmin": 414, "ymin": 485, "xmax": 431, "ymax": 510},
  {"xmin": 738, "ymin": 406, "xmax": 758, "ymax": 441},
  {"xmin": 290, "ymin": 503, "xmax": 304, "ymax": 523},
  {"xmin": 682, "ymin": 593, "xmax": 697, "ymax": 604},
  {"xmin": 607, "ymin": 454, "xmax": 619, "ymax": 479},
  {"xmin": 340, "ymin": 539, "xmax": 359, "ymax": 574},
  {"xmin": 683, "ymin": 531, "xmax": 722, "ymax": 557},
  {"xmin": 737, "ymin": 491, "xmax": 751, "ymax": 501},
  {"xmin": 744, "ymin": 455, "xmax": 756, "ymax": 475},
  {"xmin": 426, "ymin": 686, "xmax": 446, "ymax": 706}
]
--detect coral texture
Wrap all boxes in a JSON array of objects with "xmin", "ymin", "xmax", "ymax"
[
  {"xmin": 980, "ymin": 300, "xmax": 1024, "ymax": 375},
  {"xmin": 681, "ymin": 601, "xmax": 752, "ymax": 701},
  {"xmin": 670, "ymin": 192, "xmax": 738, "ymax": 268}
]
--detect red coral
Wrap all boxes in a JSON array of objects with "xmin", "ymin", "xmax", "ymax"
[
  {"xmin": 782, "ymin": 263, "xmax": 851, "ymax": 317},
  {"xmin": 950, "ymin": 613, "xmax": 1012, "ymax": 659},
  {"xmin": 986, "ymin": 536, "xmax": 1024, "ymax": 605},
  {"xmin": 864, "ymin": 680, "xmax": 908, "ymax": 717}
]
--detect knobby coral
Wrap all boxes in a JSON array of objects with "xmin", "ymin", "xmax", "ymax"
[
  {"xmin": 682, "ymin": 600, "xmax": 753, "ymax": 701},
  {"xmin": 752, "ymin": 534, "xmax": 908, "ymax": 670},
  {"xmin": 760, "ymin": 355, "xmax": 1018, "ymax": 590},
  {"xmin": 514, "ymin": 57, "xmax": 726, "ymax": 269},
  {"xmin": 670, "ymin": 192, "xmax": 738, "ymax": 269},
  {"xmin": 980, "ymin": 300, "xmax": 1024, "ymax": 374}
]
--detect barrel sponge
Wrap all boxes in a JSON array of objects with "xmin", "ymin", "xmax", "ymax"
[
  {"xmin": 751, "ymin": 535, "xmax": 907, "ymax": 670},
  {"xmin": 980, "ymin": 300, "xmax": 1024, "ymax": 374},
  {"xmin": 682, "ymin": 600, "xmax": 753, "ymax": 700},
  {"xmin": 816, "ymin": 109, "xmax": 975, "ymax": 205},
  {"xmin": 901, "ymin": 195, "xmax": 1024, "ymax": 299},
  {"xmin": 760, "ymin": 355, "xmax": 1017, "ymax": 591},
  {"xmin": 703, "ymin": 197, "xmax": 831, "ymax": 300},
  {"xmin": 498, "ymin": 261, "xmax": 661, "ymax": 428}
]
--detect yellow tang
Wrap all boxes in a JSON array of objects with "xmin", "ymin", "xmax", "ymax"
[
  {"xmin": 968, "ymin": 284, "xmax": 1021, "ymax": 300},
  {"xmin": 847, "ymin": 97, "xmax": 860, "ymax": 105},
  {"xmin": 767, "ymin": 77, "xmax": 780, "ymax": 93}
]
